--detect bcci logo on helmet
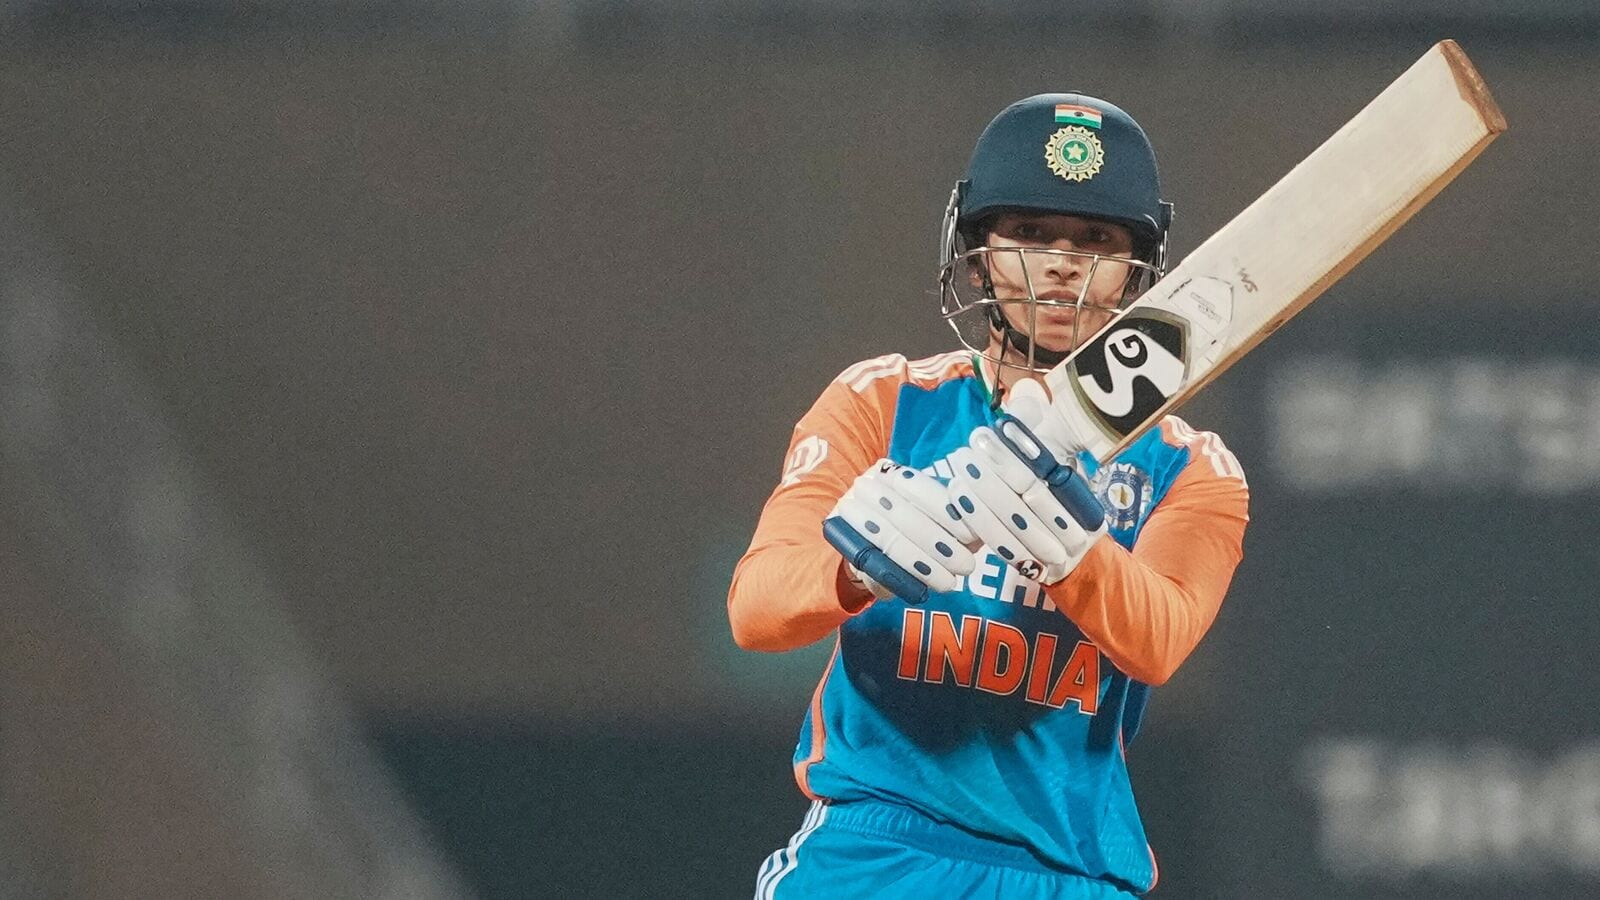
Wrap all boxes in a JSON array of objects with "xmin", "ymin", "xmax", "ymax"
[{"xmin": 1044, "ymin": 126, "xmax": 1105, "ymax": 182}]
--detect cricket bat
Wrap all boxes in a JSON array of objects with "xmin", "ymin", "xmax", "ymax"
[{"xmin": 1031, "ymin": 40, "xmax": 1506, "ymax": 464}]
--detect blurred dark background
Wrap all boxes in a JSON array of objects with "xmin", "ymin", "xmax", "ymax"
[{"xmin": 1, "ymin": 2, "xmax": 1598, "ymax": 897}]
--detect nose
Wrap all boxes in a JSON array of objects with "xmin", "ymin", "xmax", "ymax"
[{"xmin": 1041, "ymin": 244, "xmax": 1089, "ymax": 284}]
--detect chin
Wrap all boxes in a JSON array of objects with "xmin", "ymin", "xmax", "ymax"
[{"xmin": 1034, "ymin": 331, "xmax": 1084, "ymax": 354}]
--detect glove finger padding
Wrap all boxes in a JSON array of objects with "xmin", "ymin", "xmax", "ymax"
[
  {"xmin": 867, "ymin": 460, "xmax": 978, "ymax": 546},
  {"xmin": 989, "ymin": 415, "xmax": 1107, "ymax": 538},
  {"xmin": 832, "ymin": 496, "xmax": 965, "ymax": 594},
  {"xmin": 857, "ymin": 468, "xmax": 977, "ymax": 576},
  {"xmin": 824, "ymin": 460, "xmax": 978, "ymax": 602},
  {"xmin": 947, "ymin": 446, "xmax": 1069, "ymax": 576},
  {"xmin": 946, "ymin": 419, "xmax": 1108, "ymax": 585},
  {"xmin": 823, "ymin": 513, "xmax": 936, "ymax": 603},
  {"xmin": 971, "ymin": 426, "xmax": 1096, "ymax": 558},
  {"xmin": 1000, "ymin": 376, "xmax": 1091, "ymax": 465}
]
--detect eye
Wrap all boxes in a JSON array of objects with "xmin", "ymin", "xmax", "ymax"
[{"xmin": 1012, "ymin": 222, "xmax": 1044, "ymax": 241}]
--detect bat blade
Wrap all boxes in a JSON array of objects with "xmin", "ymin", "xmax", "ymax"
[{"xmin": 1036, "ymin": 39, "xmax": 1506, "ymax": 463}]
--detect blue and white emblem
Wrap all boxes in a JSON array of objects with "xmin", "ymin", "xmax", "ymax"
[{"xmin": 1095, "ymin": 462, "xmax": 1151, "ymax": 532}]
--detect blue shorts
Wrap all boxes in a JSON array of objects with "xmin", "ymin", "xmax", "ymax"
[{"xmin": 752, "ymin": 799, "xmax": 1142, "ymax": 899}]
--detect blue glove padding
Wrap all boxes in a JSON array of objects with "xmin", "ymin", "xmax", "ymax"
[
  {"xmin": 989, "ymin": 414, "xmax": 1105, "ymax": 533},
  {"xmin": 824, "ymin": 516, "xmax": 934, "ymax": 605},
  {"xmin": 822, "ymin": 459, "xmax": 979, "ymax": 605}
]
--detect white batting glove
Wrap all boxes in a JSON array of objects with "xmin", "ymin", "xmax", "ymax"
[
  {"xmin": 1000, "ymin": 376, "xmax": 1095, "ymax": 468},
  {"xmin": 945, "ymin": 415, "xmax": 1108, "ymax": 585},
  {"xmin": 823, "ymin": 459, "xmax": 978, "ymax": 604}
]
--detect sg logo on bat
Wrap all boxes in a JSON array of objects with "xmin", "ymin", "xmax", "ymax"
[
  {"xmin": 1068, "ymin": 275, "xmax": 1236, "ymax": 442},
  {"xmin": 1071, "ymin": 314, "xmax": 1188, "ymax": 438}
]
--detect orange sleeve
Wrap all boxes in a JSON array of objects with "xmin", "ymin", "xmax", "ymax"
[
  {"xmin": 727, "ymin": 369, "xmax": 901, "ymax": 652},
  {"xmin": 1042, "ymin": 430, "xmax": 1249, "ymax": 686}
]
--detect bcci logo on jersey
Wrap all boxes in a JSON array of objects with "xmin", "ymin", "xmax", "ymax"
[{"xmin": 1095, "ymin": 462, "xmax": 1151, "ymax": 532}]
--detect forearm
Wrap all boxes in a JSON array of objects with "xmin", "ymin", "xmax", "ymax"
[
  {"xmin": 728, "ymin": 539, "xmax": 871, "ymax": 652},
  {"xmin": 1044, "ymin": 534, "xmax": 1240, "ymax": 686}
]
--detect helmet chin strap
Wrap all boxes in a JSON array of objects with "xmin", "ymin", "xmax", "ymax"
[
  {"xmin": 977, "ymin": 262, "xmax": 1072, "ymax": 375},
  {"xmin": 986, "ymin": 305, "xmax": 1072, "ymax": 371}
]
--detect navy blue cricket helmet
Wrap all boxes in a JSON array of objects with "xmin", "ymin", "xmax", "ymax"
[
  {"xmin": 940, "ymin": 93, "xmax": 1173, "ymax": 269},
  {"xmin": 937, "ymin": 93, "xmax": 1175, "ymax": 373}
]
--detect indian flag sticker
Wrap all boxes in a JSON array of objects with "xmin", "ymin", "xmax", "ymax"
[{"xmin": 1054, "ymin": 103, "xmax": 1103, "ymax": 129}]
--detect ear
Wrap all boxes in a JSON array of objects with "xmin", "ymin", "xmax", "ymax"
[{"xmin": 966, "ymin": 257, "xmax": 988, "ymax": 289}]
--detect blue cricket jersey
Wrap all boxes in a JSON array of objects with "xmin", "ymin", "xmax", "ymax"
[{"xmin": 732, "ymin": 351, "xmax": 1249, "ymax": 893}]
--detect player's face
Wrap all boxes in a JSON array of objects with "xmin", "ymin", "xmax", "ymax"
[{"xmin": 982, "ymin": 212, "xmax": 1136, "ymax": 354}]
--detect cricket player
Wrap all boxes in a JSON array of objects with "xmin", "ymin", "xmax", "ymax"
[{"xmin": 729, "ymin": 93, "xmax": 1249, "ymax": 897}]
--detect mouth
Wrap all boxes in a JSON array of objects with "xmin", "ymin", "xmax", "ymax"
[
  {"xmin": 1013, "ymin": 305, "xmax": 1116, "ymax": 348},
  {"xmin": 992, "ymin": 293, "xmax": 1114, "ymax": 345},
  {"xmin": 1033, "ymin": 290, "xmax": 1085, "ymax": 303},
  {"xmin": 995, "ymin": 293, "xmax": 1084, "ymax": 318}
]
